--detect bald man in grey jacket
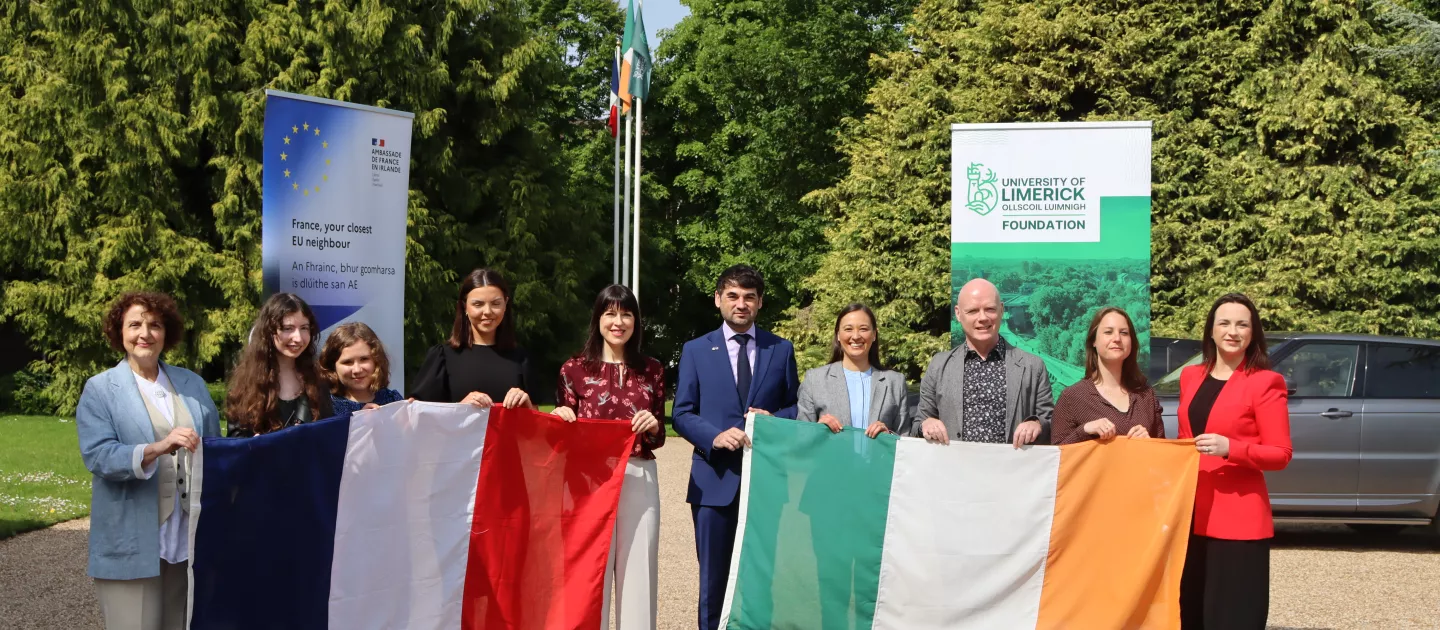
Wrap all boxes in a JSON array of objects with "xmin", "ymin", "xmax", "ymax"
[{"xmin": 911, "ymin": 278, "xmax": 1054, "ymax": 447}]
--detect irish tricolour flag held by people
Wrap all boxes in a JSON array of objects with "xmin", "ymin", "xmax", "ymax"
[
  {"xmin": 719, "ymin": 414, "xmax": 1201, "ymax": 630},
  {"xmin": 185, "ymin": 402, "xmax": 636, "ymax": 630}
]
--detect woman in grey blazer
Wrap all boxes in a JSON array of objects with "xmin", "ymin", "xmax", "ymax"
[
  {"xmin": 797, "ymin": 303, "xmax": 907, "ymax": 437},
  {"xmin": 75, "ymin": 292, "xmax": 221, "ymax": 630}
]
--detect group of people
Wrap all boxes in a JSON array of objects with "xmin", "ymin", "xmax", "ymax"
[{"xmin": 75, "ymin": 263, "xmax": 1291, "ymax": 630}]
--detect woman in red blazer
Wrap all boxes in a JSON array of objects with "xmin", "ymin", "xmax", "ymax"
[{"xmin": 1177, "ymin": 293, "xmax": 1292, "ymax": 630}]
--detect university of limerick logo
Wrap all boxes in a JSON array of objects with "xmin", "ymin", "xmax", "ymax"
[
  {"xmin": 966, "ymin": 162, "xmax": 998, "ymax": 216},
  {"xmin": 279, "ymin": 121, "xmax": 330, "ymax": 197}
]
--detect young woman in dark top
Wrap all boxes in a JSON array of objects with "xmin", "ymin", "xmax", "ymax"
[
  {"xmin": 226, "ymin": 293, "xmax": 334, "ymax": 437},
  {"xmin": 409, "ymin": 268, "xmax": 535, "ymax": 410},
  {"xmin": 1176, "ymin": 293, "xmax": 1292, "ymax": 630},
  {"xmin": 320, "ymin": 322, "xmax": 404, "ymax": 417},
  {"xmin": 552, "ymin": 284, "xmax": 664, "ymax": 629},
  {"xmin": 1052, "ymin": 307, "xmax": 1164, "ymax": 444}
]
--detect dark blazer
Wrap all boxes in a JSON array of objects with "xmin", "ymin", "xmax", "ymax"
[
  {"xmin": 911, "ymin": 341, "xmax": 1055, "ymax": 442},
  {"xmin": 672, "ymin": 327, "xmax": 799, "ymax": 506},
  {"xmin": 796, "ymin": 362, "xmax": 907, "ymax": 433},
  {"xmin": 1178, "ymin": 364, "xmax": 1292, "ymax": 540}
]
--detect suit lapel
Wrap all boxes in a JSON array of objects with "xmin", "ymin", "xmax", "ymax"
[
  {"xmin": 747, "ymin": 329, "xmax": 776, "ymax": 409},
  {"xmin": 1178, "ymin": 367, "xmax": 1201, "ymax": 436},
  {"xmin": 706, "ymin": 329, "xmax": 742, "ymax": 410},
  {"xmin": 868, "ymin": 370, "xmax": 888, "ymax": 425},
  {"xmin": 1209, "ymin": 368, "xmax": 1250, "ymax": 434},
  {"xmin": 824, "ymin": 363, "xmax": 850, "ymax": 426},
  {"xmin": 1005, "ymin": 344, "xmax": 1025, "ymax": 425},
  {"xmin": 108, "ymin": 361, "xmax": 155, "ymax": 441},
  {"xmin": 165, "ymin": 364, "xmax": 207, "ymax": 438}
]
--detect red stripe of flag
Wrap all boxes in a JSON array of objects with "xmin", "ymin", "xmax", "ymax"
[{"xmin": 461, "ymin": 406, "xmax": 637, "ymax": 629}]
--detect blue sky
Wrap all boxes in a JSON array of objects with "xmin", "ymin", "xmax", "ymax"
[{"xmin": 623, "ymin": 0, "xmax": 690, "ymax": 46}]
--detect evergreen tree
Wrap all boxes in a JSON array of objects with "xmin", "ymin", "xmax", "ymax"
[
  {"xmin": 783, "ymin": 0, "xmax": 1440, "ymax": 378},
  {"xmin": 0, "ymin": 0, "xmax": 607, "ymax": 412},
  {"xmin": 641, "ymin": 0, "xmax": 914, "ymax": 363}
]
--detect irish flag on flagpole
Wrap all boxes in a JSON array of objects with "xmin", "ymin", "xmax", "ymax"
[
  {"xmin": 617, "ymin": 0, "xmax": 651, "ymax": 111},
  {"xmin": 720, "ymin": 415, "xmax": 1200, "ymax": 630}
]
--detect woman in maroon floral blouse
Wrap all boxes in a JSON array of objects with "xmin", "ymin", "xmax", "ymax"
[{"xmin": 553, "ymin": 284, "xmax": 664, "ymax": 629}]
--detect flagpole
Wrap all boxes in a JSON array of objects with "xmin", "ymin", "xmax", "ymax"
[
  {"xmin": 632, "ymin": 96, "xmax": 643, "ymax": 300},
  {"xmin": 612, "ymin": 130, "xmax": 621, "ymax": 286},
  {"xmin": 612, "ymin": 70, "xmax": 622, "ymax": 285},
  {"xmin": 621, "ymin": 109, "xmax": 632, "ymax": 288}
]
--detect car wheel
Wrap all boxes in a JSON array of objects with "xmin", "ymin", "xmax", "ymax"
[{"xmin": 1347, "ymin": 523, "xmax": 1408, "ymax": 536}]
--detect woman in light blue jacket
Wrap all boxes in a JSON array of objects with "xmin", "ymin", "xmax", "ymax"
[
  {"xmin": 76, "ymin": 292, "xmax": 221, "ymax": 630},
  {"xmin": 796, "ymin": 303, "xmax": 908, "ymax": 436}
]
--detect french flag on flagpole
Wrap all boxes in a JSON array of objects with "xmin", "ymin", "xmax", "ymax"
[
  {"xmin": 186, "ymin": 403, "xmax": 636, "ymax": 630},
  {"xmin": 607, "ymin": 45, "xmax": 621, "ymax": 137}
]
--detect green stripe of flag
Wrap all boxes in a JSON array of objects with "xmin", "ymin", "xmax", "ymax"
[{"xmin": 727, "ymin": 415, "xmax": 897, "ymax": 630}]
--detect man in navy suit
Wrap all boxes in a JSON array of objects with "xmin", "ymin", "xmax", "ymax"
[{"xmin": 673, "ymin": 264, "xmax": 799, "ymax": 630}]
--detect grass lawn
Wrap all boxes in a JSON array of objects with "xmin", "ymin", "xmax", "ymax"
[{"xmin": 0, "ymin": 415, "xmax": 91, "ymax": 540}]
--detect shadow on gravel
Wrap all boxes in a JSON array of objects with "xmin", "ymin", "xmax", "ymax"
[
  {"xmin": 0, "ymin": 516, "xmax": 51, "ymax": 541},
  {"xmin": 1272, "ymin": 523, "xmax": 1440, "ymax": 553}
]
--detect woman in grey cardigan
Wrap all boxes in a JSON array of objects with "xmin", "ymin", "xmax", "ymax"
[
  {"xmin": 796, "ymin": 303, "xmax": 908, "ymax": 437},
  {"xmin": 75, "ymin": 292, "xmax": 221, "ymax": 630}
]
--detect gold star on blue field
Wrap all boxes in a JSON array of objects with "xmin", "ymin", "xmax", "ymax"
[{"xmin": 278, "ymin": 120, "xmax": 330, "ymax": 196}]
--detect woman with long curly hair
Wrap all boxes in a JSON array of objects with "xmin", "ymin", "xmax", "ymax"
[
  {"xmin": 76, "ymin": 291, "xmax": 221, "ymax": 630},
  {"xmin": 225, "ymin": 293, "xmax": 334, "ymax": 437}
]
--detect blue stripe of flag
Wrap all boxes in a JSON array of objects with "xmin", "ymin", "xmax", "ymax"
[{"xmin": 190, "ymin": 416, "xmax": 352, "ymax": 629}]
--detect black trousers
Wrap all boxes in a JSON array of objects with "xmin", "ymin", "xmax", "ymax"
[{"xmin": 1180, "ymin": 534, "xmax": 1271, "ymax": 630}]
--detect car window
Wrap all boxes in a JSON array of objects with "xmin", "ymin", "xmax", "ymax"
[
  {"xmin": 1151, "ymin": 334, "xmax": 1289, "ymax": 396},
  {"xmin": 1365, "ymin": 344, "xmax": 1440, "ymax": 399},
  {"xmin": 1153, "ymin": 353, "xmax": 1203, "ymax": 395},
  {"xmin": 1273, "ymin": 343, "xmax": 1360, "ymax": 397}
]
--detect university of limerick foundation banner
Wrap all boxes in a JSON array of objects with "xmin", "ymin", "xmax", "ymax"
[
  {"xmin": 261, "ymin": 89, "xmax": 415, "ymax": 390},
  {"xmin": 950, "ymin": 122, "xmax": 1153, "ymax": 397}
]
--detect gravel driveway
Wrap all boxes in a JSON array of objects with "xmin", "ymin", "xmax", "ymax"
[{"xmin": 3, "ymin": 444, "xmax": 1435, "ymax": 629}]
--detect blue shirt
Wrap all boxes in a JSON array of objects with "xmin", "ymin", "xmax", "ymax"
[
  {"xmin": 843, "ymin": 367, "xmax": 874, "ymax": 429},
  {"xmin": 331, "ymin": 388, "xmax": 403, "ymax": 418}
]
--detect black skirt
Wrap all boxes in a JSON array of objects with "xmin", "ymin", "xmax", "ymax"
[{"xmin": 1180, "ymin": 533, "xmax": 1271, "ymax": 630}]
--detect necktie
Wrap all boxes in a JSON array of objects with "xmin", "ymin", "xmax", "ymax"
[{"xmin": 734, "ymin": 333, "xmax": 752, "ymax": 407}]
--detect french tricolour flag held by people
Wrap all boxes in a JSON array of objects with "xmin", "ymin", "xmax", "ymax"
[
  {"xmin": 185, "ymin": 402, "xmax": 636, "ymax": 630},
  {"xmin": 719, "ymin": 414, "xmax": 1201, "ymax": 630}
]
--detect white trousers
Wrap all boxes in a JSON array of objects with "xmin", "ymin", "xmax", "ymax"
[
  {"xmin": 601, "ymin": 457, "xmax": 660, "ymax": 630},
  {"xmin": 94, "ymin": 560, "xmax": 187, "ymax": 630}
]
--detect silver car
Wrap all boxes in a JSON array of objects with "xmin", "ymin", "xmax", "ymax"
[{"xmin": 1156, "ymin": 333, "xmax": 1440, "ymax": 533}]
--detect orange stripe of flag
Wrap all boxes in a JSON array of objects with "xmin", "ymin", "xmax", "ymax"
[{"xmin": 1036, "ymin": 438, "xmax": 1200, "ymax": 630}]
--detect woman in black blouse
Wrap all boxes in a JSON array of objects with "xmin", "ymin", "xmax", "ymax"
[{"xmin": 410, "ymin": 268, "xmax": 536, "ymax": 410}]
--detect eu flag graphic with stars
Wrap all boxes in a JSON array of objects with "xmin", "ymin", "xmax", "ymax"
[{"xmin": 261, "ymin": 94, "xmax": 364, "ymax": 329}]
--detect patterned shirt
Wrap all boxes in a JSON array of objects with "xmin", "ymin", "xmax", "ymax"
[
  {"xmin": 960, "ymin": 339, "xmax": 1009, "ymax": 444},
  {"xmin": 556, "ymin": 356, "xmax": 667, "ymax": 459}
]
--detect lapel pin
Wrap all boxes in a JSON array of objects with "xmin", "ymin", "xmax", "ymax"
[{"xmin": 711, "ymin": 346, "xmax": 720, "ymax": 351}]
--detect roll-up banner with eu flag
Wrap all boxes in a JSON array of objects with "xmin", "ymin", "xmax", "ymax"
[
  {"xmin": 262, "ymin": 90, "xmax": 415, "ymax": 390},
  {"xmin": 951, "ymin": 122, "xmax": 1152, "ymax": 399}
]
